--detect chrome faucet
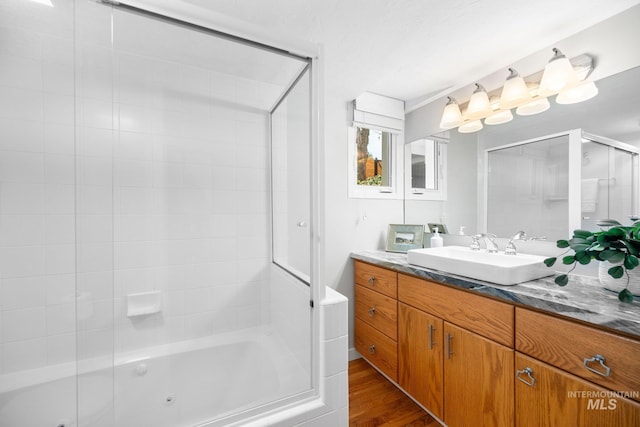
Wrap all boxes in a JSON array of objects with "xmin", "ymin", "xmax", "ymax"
[
  {"xmin": 473, "ymin": 233, "xmax": 499, "ymax": 253},
  {"xmin": 505, "ymin": 231, "xmax": 527, "ymax": 255},
  {"xmin": 505, "ymin": 231, "xmax": 547, "ymax": 255}
]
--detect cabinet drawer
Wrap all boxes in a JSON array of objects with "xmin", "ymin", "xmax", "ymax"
[
  {"xmin": 398, "ymin": 273, "xmax": 514, "ymax": 347},
  {"xmin": 355, "ymin": 284, "xmax": 397, "ymax": 340},
  {"xmin": 355, "ymin": 318, "xmax": 398, "ymax": 382},
  {"xmin": 516, "ymin": 308, "xmax": 640, "ymax": 400},
  {"xmin": 515, "ymin": 352, "xmax": 640, "ymax": 427},
  {"xmin": 354, "ymin": 260, "xmax": 397, "ymax": 298}
]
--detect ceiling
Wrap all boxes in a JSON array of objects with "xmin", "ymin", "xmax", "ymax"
[{"xmin": 166, "ymin": 0, "xmax": 640, "ymax": 106}]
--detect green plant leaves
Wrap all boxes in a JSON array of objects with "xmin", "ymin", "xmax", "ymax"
[
  {"xmin": 608, "ymin": 265, "xmax": 625, "ymax": 279},
  {"xmin": 618, "ymin": 288, "xmax": 634, "ymax": 303},
  {"xmin": 624, "ymin": 254, "xmax": 639, "ymax": 270},
  {"xmin": 600, "ymin": 250, "xmax": 625, "ymax": 263},
  {"xmin": 575, "ymin": 250, "xmax": 592, "ymax": 265},
  {"xmin": 551, "ymin": 221, "xmax": 638, "ymax": 303},
  {"xmin": 573, "ymin": 229, "xmax": 594, "ymax": 238}
]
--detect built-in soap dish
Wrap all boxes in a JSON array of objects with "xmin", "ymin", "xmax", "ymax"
[{"xmin": 127, "ymin": 291, "xmax": 162, "ymax": 317}]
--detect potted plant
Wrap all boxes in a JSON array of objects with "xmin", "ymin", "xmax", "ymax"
[{"xmin": 544, "ymin": 219, "xmax": 640, "ymax": 303}]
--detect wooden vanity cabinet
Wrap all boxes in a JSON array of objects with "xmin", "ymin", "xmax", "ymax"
[
  {"xmin": 515, "ymin": 352, "xmax": 640, "ymax": 427},
  {"xmin": 398, "ymin": 303, "xmax": 444, "ymax": 419},
  {"xmin": 398, "ymin": 273, "xmax": 514, "ymax": 427},
  {"xmin": 516, "ymin": 307, "xmax": 640, "ymax": 399},
  {"xmin": 515, "ymin": 307, "xmax": 640, "ymax": 426},
  {"xmin": 443, "ymin": 322, "xmax": 514, "ymax": 427},
  {"xmin": 354, "ymin": 258, "xmax": 640, "ymax": 427},
  {"xmin": 353, "ymin": 261, "xmax": 398, "ymax": 382}
]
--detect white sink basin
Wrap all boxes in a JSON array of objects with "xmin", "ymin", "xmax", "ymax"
[{"xmin": 407, "ymin": 246, "xmax": 553, "ymax": 286}]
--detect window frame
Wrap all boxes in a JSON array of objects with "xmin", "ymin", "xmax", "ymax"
[
  {"xmin": 347, "ymin": 124, "xmax": 403, "ymax": 199},
  {"xmin": 404, "ymin": 137, "xmax": 448, "ymax": 201}
]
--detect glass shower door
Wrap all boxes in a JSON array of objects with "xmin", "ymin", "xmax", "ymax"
[{"xmin": 271, "ymin": 68, "xmax": 312, "ymax": 283}]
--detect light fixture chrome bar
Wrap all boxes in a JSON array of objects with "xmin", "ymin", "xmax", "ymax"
[{"xmin": 96, "ymin": 0, "xmax": 312, "ymax": 63}]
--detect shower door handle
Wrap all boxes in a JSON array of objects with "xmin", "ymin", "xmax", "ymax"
[{"xmin": 296, "ymin": 221, "xmax": 308, "ymax": 227}]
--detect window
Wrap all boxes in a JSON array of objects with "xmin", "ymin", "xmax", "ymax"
[
  {"xmin": 348, "ymin": 92, "xmax": 404, "ymax": 199},
  {"xmin": 348, "ymin": 125, "xmax": 401, "ymax": 198},
  {"xmin": 356, "ymin": 127, "xmax": 392, "ymax": 187},
  {"xmin": 405, "ymin": 138, "xmax": 447, "ymax": 200}
]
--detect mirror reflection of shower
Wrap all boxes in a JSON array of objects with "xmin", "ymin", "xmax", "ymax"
[
  {"xmin": 581, "ymin": 135, "xmax": 640, "ymax": 231},
  {"xmin": 486, "ymin": 130, "xmax": 639, "ymax": 241}
]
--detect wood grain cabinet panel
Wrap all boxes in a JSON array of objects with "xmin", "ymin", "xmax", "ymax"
[
  {"xmin": 398, "ymin": 273, "xmax": 514, "ymax": 347},
  {"xmin": 516, "ymin": 307, "xmax": 640, "ymax": 400},
  {"xmin": 398, "ymin": 303, "xmax": 444, "ymax": 420},
  {"xmin": 355, "ymin": 284, "xmax": 397, "ymax": 340},
  {"xmin": 443, "ymin": 322, "xmax": 514, "ymax": 427},
  {"xmin": 355, "ymin": 318, "xmax": 398, "ymax": 382},
  {"xmin": 354, "ymin": 260, "xmax": 398, "ymax": 298},
  {"xmin": 515, "ymin": 352, "xmax": 640, "ymax": 427}
]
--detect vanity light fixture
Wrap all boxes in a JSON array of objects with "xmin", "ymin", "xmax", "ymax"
[
  {"xmin": 539, "ymin": 48, "xmax": 576, "ymax": 95},
  {"xmin": 498, "ymin": 68, "xmax": 531, "ymax": 109},
  {"xmin": 439, "ymin": 96, "xmax": 464, "ymax": 128},
  {"xmin": 516, "ymin": 97, "xmax": 550, "ymax": 116},
  {"xmin": 439, "ymin": 49, "xmax": 595, "ymax": 132},
  {"xmin": 458, "ymin": 120, "xmax": 483, "ymax": 133},
  {"xmin": 556, "ymin": 80, "xmax": 599, "ymax": 104},
  {"xmin": 465, "ymin": 84, "xmax": 492, "ymax": 120},
  {"xmin": 484, "ymin": 109, "xmax": 513, "ymax": 125}
]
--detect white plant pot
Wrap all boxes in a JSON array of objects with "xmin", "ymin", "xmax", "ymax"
[{"xmin": 598, "ymin": 261, "xmax": 640, "ymax": 296}]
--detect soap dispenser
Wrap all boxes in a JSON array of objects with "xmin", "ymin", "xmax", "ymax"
[{"xmin": 430, "ymin": 227, "xmax": 443, "ymax": 248}]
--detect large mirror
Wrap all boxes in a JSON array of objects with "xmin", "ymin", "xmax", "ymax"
[{"xmin": 405, "ymin": 64, "xmax": 640, "ymax": 239}]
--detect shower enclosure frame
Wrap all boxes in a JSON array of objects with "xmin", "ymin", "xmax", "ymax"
[
  {"xmin": 93, "ymin": 3, "xmax": 327, "ymax": 426},
  {"xmin": 0, "ymin": 0, "xmax": 330, "ymax": 423}
]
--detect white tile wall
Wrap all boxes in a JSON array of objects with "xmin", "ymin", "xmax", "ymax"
[{"xmin": 0, "ymin": 15, "xmax": 282, "ymax": 374}]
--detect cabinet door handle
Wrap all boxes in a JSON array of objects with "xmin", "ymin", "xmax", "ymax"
[
  {"xmin": 368, "ymin": 344, "xmax": 376, "ymax": 355},
  {"xmin": 445, "ymin": 333, "xmax": 453, "ymax": 359},
  {"xmin": 428, "ymin": 324, "xmax": 436, "ymax": 350},
  {"xmin": 368, "ymin": 276, "xmax": 375, "ymax": 285},
  {"xmin": 368, "ymin": 307, "xmax": 376, "ymax": 317},
  {"xmin": 516, "ymin": 367, "xmax": 536, "ymax": 387},
  {"xmin": 583, "ymin": 354, "xmax": 611, "ymax": 377}
]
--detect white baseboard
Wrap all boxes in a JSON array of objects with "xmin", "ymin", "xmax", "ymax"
[{"xmin": 348, "ymin": 347, "xmax": 361, "ymax": 361}]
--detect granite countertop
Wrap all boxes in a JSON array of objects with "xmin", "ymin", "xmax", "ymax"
[{"xmin": 351, "ymin": 250, "xmax": 640, "ymax": 339}]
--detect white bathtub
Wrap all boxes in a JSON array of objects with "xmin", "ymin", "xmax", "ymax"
[{"xmin": 0, "ymin": 328, "xmax": 311, "ymax": 427}]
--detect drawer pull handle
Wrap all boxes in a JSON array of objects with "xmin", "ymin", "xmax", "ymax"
[
  {"xmin": 368, "ymin": 344, "xmax": 376, "ymax": 355},
  {"xmin": 516, "ymin": 367, "xmax": 536, "ymax": 387},
  {"xmin": 583, "ymin": 354, "xmax": 611, "ymax": 377},
  {"xmin": 445, "ymin": 333, "xmax": 453, "ymax": 359},
  {"xmin": 368, "ymin": 276, "xmax": 375, "ymax": 285},
  {"xmin": 368, "ymin": 307, "xmax": 376, "ymax": 317},
  {"xmin": 428, "ymin": 324, "xmax": 436, "ymax": 350}
]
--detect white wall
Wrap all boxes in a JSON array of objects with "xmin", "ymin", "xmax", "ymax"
[
  {"xmin": 323, "ymin": 90, "xmax": 404, "ymax": 353},
  {"xmin": 404, "ymin": 131, "xmax": 479, "ymax": 236}
]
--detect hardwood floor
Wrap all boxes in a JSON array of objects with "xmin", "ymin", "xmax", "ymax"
[{"xmin": 349, "ymin": 358, "xmax": 441, "ymax": 427}]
